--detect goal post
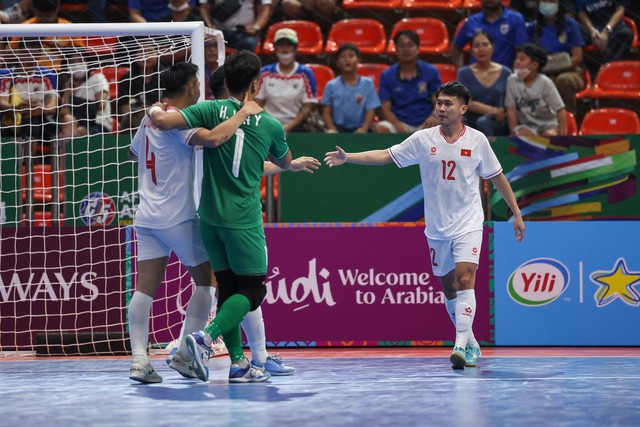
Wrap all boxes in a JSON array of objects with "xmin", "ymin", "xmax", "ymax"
[{"xmin": 0, "ymin": 23, "xmax": 224, "ymax": 356}]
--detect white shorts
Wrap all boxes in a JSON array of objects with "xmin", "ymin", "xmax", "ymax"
[
  {"xmin": 135, "ymin": 219, "xmax": 209, "ymax": 267},
  {"xmin": 426, "ymin": 230, "xmax": 483, "ymax": 277}
]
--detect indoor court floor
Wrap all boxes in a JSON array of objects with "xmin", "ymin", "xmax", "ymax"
[{"xmin": 1, "ymin": 347, "xmax": 638, "ymax": 427}]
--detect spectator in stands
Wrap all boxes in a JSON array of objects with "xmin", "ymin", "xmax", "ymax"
[
  {"xmin": 129, "ymin": 0, "xmax": 196, "ymax": 23},
  {"xmin": 457, "ymin": 31, "xmax": 510, "ymax": 137},
  {"xmin": 12, "ymin": 0, "xmax": 85, "ymax": 70},
  {"xmin": 0, "ymin": 0, "xmax": 31, "ymax": 23},
  {"xmin": 199, "ymin": 0, "xmax": 273, "ymax": 52},
  {"xmin": 203, "ymin": 38, "xmax": 221, "ymax": 100},
  {"xmin": 0, "ymin": 38, "xmax": 65, "ymax": 141},
  {"xmin": 576, "ymin": 0, "xmax": 632, "ymax": 64},
  {"xmin": 506, "ymin": 42, "xmax": 567, "ymax": 137},
  {"xmin": 255, "ymin": 28, "xmax": 318, "ymax": 133},
  {"xmin": 118, "ymin": 39, "xmax": 166, "ymax": 131},
  {"xmin": 529, "ymin": 0, "xmax": 585, "ymax": 116},
  {"xmin": 321, "ymin": 43, "xmax": 380, "ymax": 134},
  {"xmin": 279, "ymin": 0, "xmax": 335, "ymax": 21},
  {"xmin": 62, "ymin": 51, "xmax": 113, "ymax": 134},
  {"xmin": 511, "ymin": 0, "xmax": 577, "ymax": 22},
  {"xmin": 162, "ymin": 0, "xmax": 201, "ymax": 22},
  {"xmin": 374, "ymin": 30, "xmax": 440, "ymax": 134},
  {"xmin": 451, "ymin": 0, "xmax": 528, "ymax": 69}
]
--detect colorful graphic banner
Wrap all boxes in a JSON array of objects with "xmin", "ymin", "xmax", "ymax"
[
  {"xmin": 146, "ymin": 223, "xmax": 494, "ymax": 347},
  {"xmin": 0, "ymin": 227, "xmax": 127, "ymax": 351},
  {"xmin": 494, "ymin": 221, "xmax": 640, "ymax": 345}
]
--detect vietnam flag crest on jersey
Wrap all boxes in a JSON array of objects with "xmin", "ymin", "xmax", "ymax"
[{"xmin": 461, "ymin": 149, "xmax": 471, "ymax": 157}]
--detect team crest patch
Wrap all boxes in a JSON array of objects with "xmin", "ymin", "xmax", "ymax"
[
  {"xmin": 500, "ymin": 24, "xmax": 510, "ymax": 34},
  {"xmin": 418, "ymin": 82, "xmax": 427, "ymax": 93}
]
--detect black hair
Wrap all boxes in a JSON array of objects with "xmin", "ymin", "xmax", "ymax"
[
  {"xmin": 160, "ymin": 62, "xmax": 199, "ymax": 98},
  {"xmin": 209, "ymin": 66, "xmax": 228, "ymax": 99},
  {"xmin": 436, "ymin": 81, "xmax": 471, "ymax": 105},
  {"xmin": 393, "ymin": 30, "xmax": 420, "ymax": 47},
  {"xmin": 33, "ymin": 0, "xmax": 59, "ymax": 13},
  {"xmin": 470, "ymin": 30, "xmax": 494, "ymax": 46},
  {"xmin": 535, "ymin": 1, "xmax": 566, "ymax": 39},
  {"xmin": 516, "ymin": 42, "xmax": 548, "ymax": 70},
  {"xmin": 336, "ymin": 43, "xmax": 361, "ymax": 60},
  {"xmin": 223, "ymin": 50, "xmax": 262, "ymax": 94}
]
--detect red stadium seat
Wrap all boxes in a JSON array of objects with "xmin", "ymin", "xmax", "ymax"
[
  {"xmin": 306, "ymin": 63, "xmax": 335, "ymax": 100},
  {"xmin": 587, "ymin": 61, "xmax": 640, "ymax": 99},
  {"xmin": 83, "ymin": 36, "xmax": 118, "ymax": 54},
  {"xmin": 262, "ymin": 20, "xmax": 324, "ymax": 56},
  {"xmin": 565, "ymin": 110, "xmax": 578, "ymax": 136},
  {"xmin": 402, "ymin": 0, "xmax": 462, "ymax": 11},
  {"xmin": 342, "ymin": 0, "xmax": 402, "ymax": 9},
  {"xmin": 357, "ymin": 63, "xmax": 389, "ymax": 91},
  {"xmin": 22, "ymin": 164, "xmax": 64, "ymax": 203},
  {"xmin": 101, "ymin": 66, "xmax": 130, "ymax": 101},
  {"xmin": 325, "ymin": 19, "xmax": 387, "ymax": 55},
  {"xmin": 579, "ymin": 108, "xmax": 640, "ymax": 135},
  {"xmin": 433, "ymin": 63, "xmax": 457, "ymax": 83},
  {"xmin": 387, "ymin": 18, "xmax": 449, "ymax": 55},
  {"xmin": 575, "ymin": 69, "xmax": 593, "ymax": 99},
  {"xmin": 622, "ymin": 17, "xmax": 639, "ymax": 49}
]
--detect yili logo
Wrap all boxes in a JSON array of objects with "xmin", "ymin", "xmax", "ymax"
[{"xmin": 507, "ymin": 258, "xmax": 570, "ymax": 306}]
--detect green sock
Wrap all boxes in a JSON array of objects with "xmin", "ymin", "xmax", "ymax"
[
  {"xmin": 222, "ymin": 326, "xmax": 246, "ymax": 363},
  {"xmin": 204, "ymin": 294, "xmax": 251, "ymax": 340}
]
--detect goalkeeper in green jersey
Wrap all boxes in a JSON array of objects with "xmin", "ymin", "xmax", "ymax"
[{"xmin": 149, "ymin": 50, "xmax": 292, "ymax": 383}]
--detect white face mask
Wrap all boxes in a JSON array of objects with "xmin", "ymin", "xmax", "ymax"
[
  {"xmin": 69, "ymin": 63, "xmax": 88, "ymax": 80},
  {"xmin": 168, "ymin": 1, "xmax": 190, "ymax": 12},
  {"xmin": 514, "ymin": 67, "xmax": 531, "ymax": 80},
  {"xmin": 277, "ymin": 52, "xmax": 295, "ymax": 66},
  {"xmin": 538, "ymin": 2, "xmax": 559, "ymax": 17}
]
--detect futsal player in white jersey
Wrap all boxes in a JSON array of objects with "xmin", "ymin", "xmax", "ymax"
[
  {"xmin": 324, "ymin": 81, "xmax": 525, "ymax": 369},
  {"xmin": 128, "ymin": 62, "xmax": 318, "ymax": 383}
]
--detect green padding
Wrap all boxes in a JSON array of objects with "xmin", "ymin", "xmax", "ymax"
[
  {"xmin": 0, "ymin": 139, "xmax": 19, "ymax": 225},
  {"xmin": 280, "ymin": 133, "xmax": 421, "ymax": 222}
]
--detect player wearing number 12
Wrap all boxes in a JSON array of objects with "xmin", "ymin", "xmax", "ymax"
[
  {"xmin": 324, "ymin": 81, "xmax": 525, "ymax": 369},
  {"xmin": 150, "ymin": 51, "xmax": 292, "ymax": 382}
]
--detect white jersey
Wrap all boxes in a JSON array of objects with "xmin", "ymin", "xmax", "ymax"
[
  {"xmin": 130, "ymin": 109, "xmax": 199, "ymax": 229},
  {"xmin": 389, "ymin": 125, "xmax": 502, "ymax": 240}
]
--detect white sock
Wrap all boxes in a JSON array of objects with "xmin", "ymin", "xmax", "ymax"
[
  {"xmin": 128, "ymin": 291, "xmax": 153, "ymax": 362},
  {"xmin": 178, "ymin": 286, "xmax": 217, "ymax": 358},
  {"xmin": 241, "ymin": 306, "xmax": 268, "ymax": 366},
  {"xmin": 454, "ymin": 289, "xmax": 477, "ymax": 349},
  {"xmin": 445, "ymin": 297, "xmax": 457, "ymax": 326}
]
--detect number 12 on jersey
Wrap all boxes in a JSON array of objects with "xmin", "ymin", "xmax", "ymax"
[{"xmin": 441, "ymin": 160, "xmax": 456, "ymax": 181}]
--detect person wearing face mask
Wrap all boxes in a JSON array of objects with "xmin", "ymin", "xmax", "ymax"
[
  {"xmin": 163, "ymin": 0, "xmax": 201, "ymax": 21},
  {"xmin": 527, "ymin": 0, "xmax": 585, "ymax": 116},
  {"xmin": 505, "ymin": 42, "xmax": 567, "ymax": 137},
  {"xmin": 255, "ymin": 28, "xmax": 318, "ymax": 133}
]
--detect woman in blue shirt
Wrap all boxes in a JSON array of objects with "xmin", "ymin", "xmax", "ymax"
[
  {"xmin": 528, "ymin": 0, "xmax": 586, "ymax": 115},
  {"xmin": 457, "ymin": 31, "xmax": 510, "ymax": 137}
]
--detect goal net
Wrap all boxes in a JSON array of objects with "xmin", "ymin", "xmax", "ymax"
[{"xmin": 0, "ymin": 22, "xmax": 225, "ymax": 356}]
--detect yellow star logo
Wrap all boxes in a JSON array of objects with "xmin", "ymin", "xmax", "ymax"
[{"xmin": 590, "ymin": 258, "xmax": 640, "ymax": 307}]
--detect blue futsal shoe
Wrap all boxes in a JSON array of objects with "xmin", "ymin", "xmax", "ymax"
[
  {"xmin": 465, "ymin": 344, "xmax": 482, "ymax": 367},
  {"xmin": 450, "ymin": 346, "xmax": 467, "ymax": 369},
  {"xmin": 229, "ymin": 360, "xmax": 271, "ymax": 383},
  {"xmin": 261, "ymin": 354, "xmax": 296, "ymax": 376},
  {"xmin": 185, "ymin": 331, "xmax": 214, "ymax": 382},
  {"xmin": 165, "ymin": 347, "xmax": 177, "ymax": 366}
]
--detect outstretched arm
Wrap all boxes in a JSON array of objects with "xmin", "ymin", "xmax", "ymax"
[
  {"xmin": 491, "ymin": 173, "xmax": 525, "ymax": 242},
  {"xmin": 324, "ymin": 145, "xmax": 392, "ymax": 167},
  {"xmin": 188, "ymin": 101, "xmax": 263, "ymax": 147},
  {"xmin": 263, "ymin": 156, "xmax": 321, "ymax": 175}
]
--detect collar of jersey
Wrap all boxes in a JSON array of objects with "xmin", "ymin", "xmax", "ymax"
[{"xmin": 228, "ymin": 96, "xmax": 242, "ymax": 105}]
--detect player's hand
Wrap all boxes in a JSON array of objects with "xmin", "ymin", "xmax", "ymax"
[
  {"xmin": 512, "ymin": 214, "xmax": 525, "ymax": 242},
  {"xmin": 324, "ymin": 145, "xmax": 347, "ymax": 168},
  {"xmin": 151, "ymin": 101, "xmax": 168, "ymax": 112},
  {"xmin": 289, "ymin": 156, "xmax": 321, "ymax": 173}
]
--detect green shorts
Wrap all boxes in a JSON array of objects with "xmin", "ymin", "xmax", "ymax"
[{"xmin": 198, "ymin": 221, "xmax": 267, "ymax": 275}]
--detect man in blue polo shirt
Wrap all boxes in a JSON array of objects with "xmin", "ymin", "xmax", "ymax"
[
  {"xmin": 451, "ymin": 0, "xmax": 528, "ymax": 69},
  {"xmin": 374, "ymin": 30, "xmax": 441, "ymax": 134}
]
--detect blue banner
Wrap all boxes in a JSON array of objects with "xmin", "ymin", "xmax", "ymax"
[{"xmin": 495, "ymin": 221, "xmax": 640, "ymax": 345}]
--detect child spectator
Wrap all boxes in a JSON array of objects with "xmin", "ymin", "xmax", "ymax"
[
  {"xmin": 506, "ymin": 42, "xmax": 567, "ymax": 137},
  {"xmin": 321, "ymin": 43, "xmax": 380, "ymax": 134}
]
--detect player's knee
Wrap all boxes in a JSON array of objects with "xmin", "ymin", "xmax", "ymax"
[
  {"xmin": 237, "ymin": 274, "xmax": 267, "ymax": 311},
  {"xmin": 214, "ymin": 269, "xmax": 237, "ymax": 308}
]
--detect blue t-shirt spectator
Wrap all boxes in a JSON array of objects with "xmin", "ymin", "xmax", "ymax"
[
  {"xmin": 129, "ymin": 0, "xmax": 197, "ymax": 21},
  {"xmin": 576, "ymin": 0, "xmax": 629, "ymax": 30},
  {"xmin": 378, "ymin": 61, "xmax": 441, "ymax": 128},
  {"xmin": 454, "ymin": 7, "xmax": 528, "ymax": 68},
  {"xmin": 528, "ymin": 16, "xmax": 585, "ymax": 54},
  {"xmin": 320, "ymin": 76, "xmax": 380, "ymax": 132}
]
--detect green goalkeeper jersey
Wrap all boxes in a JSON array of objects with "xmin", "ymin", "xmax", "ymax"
[{"xmin": 180, "ymin": 98, "xmax": 289, "ymax": 229}]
